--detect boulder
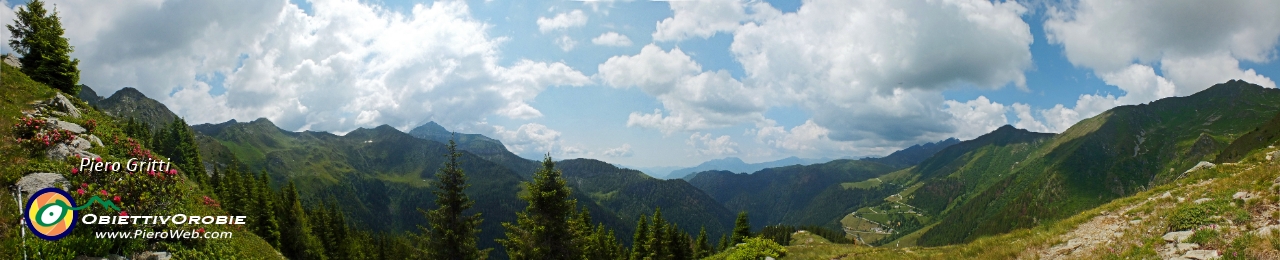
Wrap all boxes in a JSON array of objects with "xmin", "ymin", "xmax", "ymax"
[
  {"xmin": 46, "ymin": 143, "xmax": 73, "ymax": 161},
  {"xmin": 1232, "ymin": 191, "xmax": 1254, "ymax": 201},
  {"xmin": 1184, "ymin": 161, "xmax": 1215, "ymax": 174},
  {"xmin": 2, "ymin": 54, "xmax": 19, "ymax": 68},
  {"xmin": 1194, "ymin": 198, "xmax": 1211, "ymax": 204},
  {"xmin": 1176, "ymin": 243, "xmax": 1200, "ymax": 252},
  {"xmin": 49, "ymin": 93, "xmax": 81, "ymax": 118},
  {"xmin": 15, "ymin": 172, "xmax": 69, "ymax": 194},
  {"xmin": 134, "ymin": 251, "xmax": 172, "ymax": 260},
  {"xmin": 1163, "ymin": 231, "xmax": 1194, "ymax": 243},
  {"xmin": 46, "ymin": 118, "xmax": 86, "ymax": 134},
  {"xmin": 88, "ymin": 134, "xmax": 104, "ymax": 148},
  {"xmin": 1183, "ymin": 249, "xmax": 1218, "ymax": 259},
  {"xmin": 71, "ymin": 136, "xmax": 92, "ymax": 151}
]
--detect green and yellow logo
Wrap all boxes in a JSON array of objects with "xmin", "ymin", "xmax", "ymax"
[{"xmin": 25, "ymin": 187, "xmax": 120, "ymax": 241}]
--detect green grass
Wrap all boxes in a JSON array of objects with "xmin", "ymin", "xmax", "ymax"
[
  {"xmin": 0, "ymin": 63, "xmax": 282, "ymax": 258},
  {"xmin": 789, "ymin": 145, "xmax": 1280, "ymax": 259},
  {"xmin": 842, "ymin": 178, "xmax": 883, "ymax": 189}
]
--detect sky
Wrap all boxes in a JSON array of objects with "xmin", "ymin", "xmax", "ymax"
[{"xmin": 3, "ymin": 0, "xmax": 1280, "ymax": 168}]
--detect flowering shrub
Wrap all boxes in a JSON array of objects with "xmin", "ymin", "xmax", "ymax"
[
  {"xmin": 13, "ymin": 117, "xmax": 47, "ymax": 138},
  {"xmin": 84, "ymin": 119, "xmax": 97, "ymax": 133}
]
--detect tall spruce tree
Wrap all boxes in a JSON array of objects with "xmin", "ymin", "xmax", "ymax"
[
  {"xmin": 694, "ymin": 227, "xmax": 711, "ymax": 258},
  {"xmin": 7, "ymin": 0, "xmax": 81, "ymax": 94},
  {"xmin": 254, "ymin": 172, "xmax": 280, "ymax": 248},
  {"xmin": 423, "ymin": 139, "xmax": 487, "ymax": 260},
  {"xmin": 629, "ymin": 214, "xmax": 650, "ymax": 260},
  {"xmin": 279, "ymin": 181, "xmax": 326, "ymax": 260},
  {"xmin": 717, "ymin": 234, "xmax": 730, "ymax": 252},
  {"xmin": 731, "ymin": 211, "xmax": 751, "ymax": 245},
  {"xmin": 499, "ymin": 154, "xmax": 580, "ymax": 259},
  {"xmin": 648, "ymin": 208, "xmax": 669, "ymax": 260}
]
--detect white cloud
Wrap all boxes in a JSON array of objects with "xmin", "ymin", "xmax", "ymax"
[
  {"xmin": 729, "ymin": 0, "xmax": 1032, "ymax": 141},
  {"xmin": 554, "ymin": 35, "xmax": 577, "ymax": 51},
  {"xmin": 492, "ymin": 123, "xmax": 562, "ymax": 155},
  {"xmin": 600, "ymin": 44, "xmax": 768, "ymax": 134},
  {"xmin": 1098, "ymin": 64, "xmax": 1178, "ymax": 105},
  {"xmin": 652, "ymin": 0, "xmax": 778, "ymax": 41},
  {"xmin": 1032, "ymin": 0, "xmax": 1280, "ymax": 132},
  {"xmin": 1011, "ymin": 103, "xmax": 1050, "ymax": 133},
  {"xmin": 591, "ymin": 32, "xmax": 632, "ymax": 47},
  {"xmin": 602, "ymin": 143, "xmax": 633, "ymax": 157},
  {"xmin": 1013, "ymin": 94, "xmax": 1120, "ymax": 133},
  {"xmin": 45, "ymin": 0, "xmax": 590, "ymax": 133},
  {"xmin": 943, "ymin": 96, "xmax": 1009, "ymax": 140},
  {"xmin": 687, "ymin": 132, "xmax": 739, "ymax": 156},
  {"xmin": 1045, "ymin": 0, "xmax": 1280, "ymax": 73},
  {"xmin": 537, "ymin": 9, "xmax": 588, "ymax": 33}
]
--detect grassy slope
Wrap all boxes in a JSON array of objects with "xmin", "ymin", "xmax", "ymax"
[
  {"xmin": 0, "ymin": 63, "xmax": 279, "ymax": 258},
  {"xmin": 844, "ymin": 81, "xmax": 1280, "ymax": 247},
  {"xmin": 792, "ymin": 145, "xmax": 1280, "ymax": 259}
]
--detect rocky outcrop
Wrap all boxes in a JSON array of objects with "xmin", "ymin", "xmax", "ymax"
[
  {"xmin": 2, "ymin": 54, "xmax": 19, "ymax": 68},
  {"xmin": 15, "ymin": 172, "xmax": 70, "ymax": 194}
]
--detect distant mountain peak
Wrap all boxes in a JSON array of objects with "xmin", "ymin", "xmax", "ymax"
[
  {"xmin": 109, "ymin": 87, "xmax": 147, "ymax": 99},
  {"xmin": 249, "ymin": 117, "xmax": 275, "ymax": 126}
]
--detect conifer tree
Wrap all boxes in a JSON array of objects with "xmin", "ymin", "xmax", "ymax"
[
  {"xmin": 254, "ymin": 172, "xmax": 280, "ymax": 248},
  {"xmin": 694, "ymin": 227, "xmax": 711, "ymax": 258},
  {"xmin": 717, "ymin": 234, "xmax": 730, "ymax": 252},
  {"xmin": 648, "ymin": 208, "xmax": 669, "ymax": 260},
  {"xmin": 424, "ymin": 139, "xmax": 487, "ymax": 260},
  {"xmin": 279, "ymin": 181, "xmax": 326, "ymax": 260},
  {"xmin": 666, "ymin": 224, "xmax": 690, "ymax": 260},
  {"xmin": 731, "ymin": 211, "xmax": 751, "ymax": 245},
  {"xmin": 499, "ymin": 154, "xmax": 580, "ymax": 259},
  {"xmin": 7, "ymin": 0, "xmax": 80, "ymax": 94},
  {"xmin": 629, "ymin": 214, "xmax": 650, "ymax": 260}
]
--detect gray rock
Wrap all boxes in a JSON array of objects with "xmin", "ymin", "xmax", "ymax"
[
  {"xmin": 15, "ymin": 172, "xmax": 69, "ymax": 194},
  {"xmin": 1183, "ymin": 249, "xmax": 1218, "ymax": 259},
  {"xmin": 1269, "ymin": 150, "xmax": 1279, "ymax": 161},
  {"xmin": 1176, "ymin": 243, "xmax": 1200, "ymax": 252},
  {"xmin": 1232, "ymin": 191, "xmax": 1253, "ymax": 201},
  {"xmin": 46, "ymin": 118, "xmax": 86, "ymax": 134},
  {"xmin": 1164, "ymin": 231, "xmax": 1194, "ymax": 243},
  {"xmin": 1255, "ymin": 225, "xmax": 1280, "ymax": 236},
  {"xmin": 1193, "ymin": 198, "xmax": 1211, "ymax": 204},
  {"xmin": 134, "ymin": 251, "xmax": 172, "ymax": 260},
  {"xmin": 71, "ymin": 136, "xmax": 92, "ymax": 150},
  {"xmin": 50, "ymin": 93, "xmax": 81, "ymax": 118},
  {"xmin": 46, "ymin": 143, "xmax": 73, "ymax": 161},
  {"xmin": 88, "ymin": 134, "xmax": 104, "ymax": 148},
  {"xmin": 1184, "ymin": 161, "xmax": 1215, "ymax": 174},
  {"xmin": 2, "ymin": 54, "xmax": 19, "ymax": 68},
  {"xmin": 72, "ymin": 151, "xmax": 100, "ymax": 161}
]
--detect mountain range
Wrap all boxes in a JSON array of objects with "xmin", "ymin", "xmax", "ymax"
[{"xmin": 69, "ymin": 78, "xmax": 1280, "ymax": 258}]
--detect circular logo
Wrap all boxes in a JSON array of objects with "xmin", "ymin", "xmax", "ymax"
[{"xmin": 25, "ymin": 187, "xmax": 78, "ymax": 241}]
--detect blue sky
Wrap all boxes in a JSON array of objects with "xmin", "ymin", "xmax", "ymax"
[{"xmin": 5, "ymin": 0, "xmax": 1280, "ymax": 168}]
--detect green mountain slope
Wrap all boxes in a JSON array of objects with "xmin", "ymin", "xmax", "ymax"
[
  {"xmin": 191, "ymin": 118, "xmax": 531, "ymax": 253},
  {"xmin": 862, "ymin": 80, "xmax": 1280, "ymax": 247},
  {"xmin": 687, "ymin": 159, "xmax": 900, "ymax": 229},
  {"xmin": 1215, "ymin": 110, "xmax": 1280, "ymax": 163},
  {"xmin": 556, "ymin": 158, "xmax": 735, "ymax": 237}
]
